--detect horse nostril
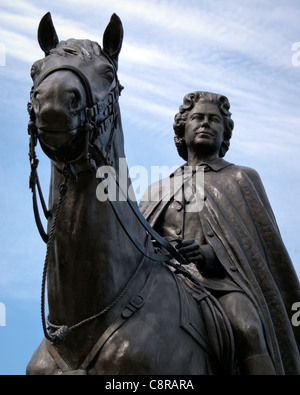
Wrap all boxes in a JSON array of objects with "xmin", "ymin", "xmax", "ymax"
[{"xmin": 70, "ymin": 90, "xmax": 82, "ymax": 111}]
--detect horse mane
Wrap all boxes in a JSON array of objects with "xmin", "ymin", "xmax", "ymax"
[{"xmin": 49, "ymin": 39, "xmax": 102, "ymax": 61}]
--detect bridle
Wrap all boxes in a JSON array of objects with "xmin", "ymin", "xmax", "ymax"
[
  {"xmin": 29, "ymin": 56, "xmax": 122, "ymax": 167},
  {"xmin": 28, "ymin": 52, "xmax": 122, "ymax": 242},
  {"xmin": 27, "ymin": 51, "xmax": 200, "ymax": 344}
]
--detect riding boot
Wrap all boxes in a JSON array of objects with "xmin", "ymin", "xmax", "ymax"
[{"xmin": 240, "ymin": 354, "xmax": 276, "ymax": 375}]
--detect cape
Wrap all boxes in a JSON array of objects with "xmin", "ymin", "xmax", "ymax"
[{"xmin": 139, "ymin": 158, "xmax": 300, "ymax": 375}]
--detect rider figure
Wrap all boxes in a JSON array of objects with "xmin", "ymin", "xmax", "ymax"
[{"xmin": 140, "ymin": 91, "xmax": 300, "ymax": 375}]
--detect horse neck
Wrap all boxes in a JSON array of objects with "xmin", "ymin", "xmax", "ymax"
[{"xmin": 46, "ymin": 126, "xmax": 149, "ymax": 326}]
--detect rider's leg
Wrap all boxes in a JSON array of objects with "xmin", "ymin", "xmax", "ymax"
[{"xmin": 217, "ymin": 291, "xmax": 276, "ymax": 375}]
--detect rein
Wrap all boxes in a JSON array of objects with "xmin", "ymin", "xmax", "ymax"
[{"xmin": 28, "ymin": 56, "xmax": 199, "ymax": 344}]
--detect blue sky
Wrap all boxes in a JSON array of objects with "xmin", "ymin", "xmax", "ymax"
[{"xmin": 0, "ymin": 0, "xmax": 300, "ymax": 374}]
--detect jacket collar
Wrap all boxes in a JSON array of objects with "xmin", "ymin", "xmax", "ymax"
[{"xmin": 170, "ymin": 157, "xmax": 233, "ymax": 177}]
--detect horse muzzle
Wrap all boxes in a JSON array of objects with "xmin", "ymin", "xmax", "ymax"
[
  {"xmin": 32, "ymin": 70, "xmax": 87, "ymax": 147},
  {"xmin": 37, "ymin": 126, "xmax": 83, "ymax": 149}
]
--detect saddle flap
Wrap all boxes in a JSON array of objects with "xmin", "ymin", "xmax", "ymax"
[
  {"xmin": 178, "ymin": 275, "xmax": 237, "ymax": 375},
  {"xmin": 176, "ymin": 275, "xmax": 214, "ymax": 356}
]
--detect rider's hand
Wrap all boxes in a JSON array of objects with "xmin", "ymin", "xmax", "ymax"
[{"xmin": 175, "ymin": 239, "xmax": 205, "ymax": 269}]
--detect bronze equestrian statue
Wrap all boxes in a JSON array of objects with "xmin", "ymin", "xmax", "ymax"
[
  {"xmin": 26, "ymin": 13, "xmax": 236, "ymax": 375},
  {"xmin": 139, "ymin": 91, "xmax": 300, "ymax": 374}
]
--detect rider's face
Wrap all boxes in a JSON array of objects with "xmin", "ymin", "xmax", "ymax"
[{"xmin": 184, "ymin": 101, "xmax": 224, "ymax": 157}]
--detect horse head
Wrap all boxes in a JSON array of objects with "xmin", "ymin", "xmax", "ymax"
[{"xmin": 28, "ymin": 12, "xmax": 124, "ymax": 170}]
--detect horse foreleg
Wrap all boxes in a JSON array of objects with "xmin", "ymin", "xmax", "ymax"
[{"xmin": 26, "ymin": 338, "xmax": 64, "ymax": 375}]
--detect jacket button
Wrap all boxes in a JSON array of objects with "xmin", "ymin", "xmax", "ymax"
[
  {"xmin": 207, "ymin": 230, "xmax": 214, "ymax": 237},
  {"xmin": 176, "ymin": 228, "xmax": 182, "ymax": 235},
  {"xmin": 230, "ymin": 266, "xmax": 238, "ymax": 272},
  {"xmin": 175, "ymin": 202, "xmax": 182, "ymax": 212}
]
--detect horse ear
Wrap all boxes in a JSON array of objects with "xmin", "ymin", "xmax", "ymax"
[
  {"xmin": 103, "ymin": 14, "xmax": 123, "ymax": 66},
  {"xmin": 38, "ymin": 12, "xmax": 59, "ymax": 56}
]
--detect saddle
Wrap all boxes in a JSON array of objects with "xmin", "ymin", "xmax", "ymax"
[{"xmin": 43, "ymin": 263, "xmax": 236, "ymax": 375}]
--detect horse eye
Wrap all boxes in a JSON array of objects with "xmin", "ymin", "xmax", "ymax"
[
  {"xmin": 31, "ymin": 62, "xmax": 41, "ymax": 79},
  {"xmin": 104, "ymin": 70, "xmax": 114, "ymax": 83}
]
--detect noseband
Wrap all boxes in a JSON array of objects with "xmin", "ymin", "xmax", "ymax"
[{"xmin": 36, "ymin": 65, "xmax": 95, "ymax": 108}]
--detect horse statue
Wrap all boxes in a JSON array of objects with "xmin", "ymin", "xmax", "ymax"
[{"xmin": 26, "ymin": 12, "xmax": 236, "ymax": 375}]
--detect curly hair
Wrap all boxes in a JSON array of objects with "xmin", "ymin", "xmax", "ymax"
[{"xmin": 173, "ymin": 91, "xmax": 234, "ymax": 161}]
